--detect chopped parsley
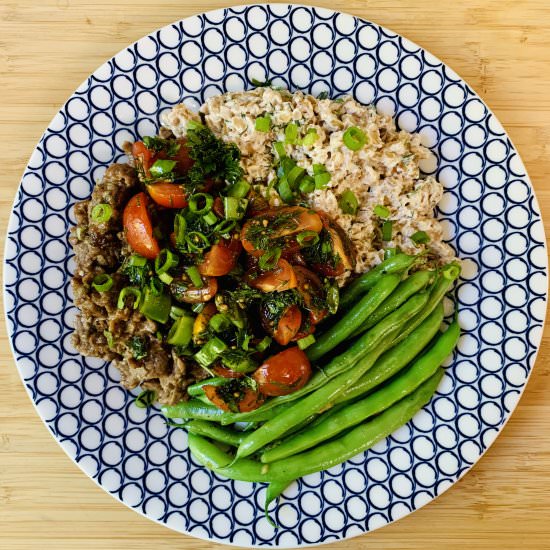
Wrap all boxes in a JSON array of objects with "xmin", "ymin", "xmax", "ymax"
[
  {"xmin": 129, "ymin": 336, "xmax": 148, "ymax": 360},
  {"xmin": 121, "ymin": 255, "xmax": 151, "ymax": 288},
  {"xmin": 244, "ymin": 211, "xmax": 299, "ymax": 250},
  {"xmin": 185, "ymin": 123, "xmax": 243, "ymax": 189},
  {"xmin": 143, "ymin": 136, "xmax": 181, "ymax": 157}
]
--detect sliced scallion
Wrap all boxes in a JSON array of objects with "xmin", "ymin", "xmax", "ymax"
[
  {"xmin": 343, "ymin": 126, "xmax": 367, "ymax": 151},
  {"xmin": 186, "ymin": 266, "xmax": 203, "ymax": 288},
  {"xmin": 135, "ymin": 389, "xmax": 156, "ymax": 409},
  {"xmin": 209, "ymin": 313, "xmax": 231, "ymax": 333},
  {"xmin": 227, "ymin": 179, "xmax": 250, "ymax": 198},
  {"xmin": 174, "ymin": 213, "xmax": 187, "ymax": 246},
  {"xmin": 155, "ymin": 248, "xmax": 178, "ymax": 275},
  {"xmin": 117, "ymin": 287, "xmax": 142, "ymax": 309},
  {"xmin": 382, "ymin": 220, "xmax": 393, "ymax": 241},
  {"xmin": 312, "ymin": 163, "xmax": 326, "ymax": 175},
  {"xmin": 255, "ymin": 115, "xmax": 271, "ymax": 132},
  {"xmin": 374, "ymin": 204, "xmax": 390, "ymax": 219},
  {"xmin": 203, "ymin": 211, "xmax": 218, "ymax": 225},
  {"xmin": 302, "ymin": 129, "xmax": 318, "ymax": 147},
  {"xmin": 314, "ymin": 172, "xmax": 331, "ymax": 189},
  {"xmin": 277, "ymin": 178, "xmax": 294, "ymax": 203},
  {"xmin": 296, "ymin": 230, "xmax": 319, "ymax": 247},
  {"xmin": 189, "ymin": 193, "xmax": 214, "ymax": 215},
  {"xmin": 411, "ymin": 231, "xmax": 430, "ymax": 245},
  {"xmin": 214, "ymin": 219, "xmax": 236, "ymax": 235},
  {"xmin": 286, "ymin": 165, "xmax": 305, "ymax": 188},
  {"xmin": 297, "ymin": 334, "xmax": 316, "ymax": 350},
  {"xmin": 150, "ymin": 159, "xmax": 177, "ymax": 177},
  {"xmin": 103, "ymin": 330, "xmax": 114, "ymax": 349},
  {"xmin": 166, "ymin": 315, "xmax": 194, "ymax": 347},
  {"xmin": 91, "ymin": 203, "xmax": 113, "ymax": 223},
  {"xmin": 299, "ymin": 176, "xmax": 315, "ymax": 194},
  {"xmin": 284, "ymin": 122, "xmax": 299, "ymax": 144},
  {"xmin": 256, "ymin": 336, "xmax": 272, "ymax": 353},
  {"xmin": 158, "ymin": 272, "xmax": 173, "ymax": 284},
  {"xmin": 273, "ymin": 141, "xmax": 286, "ymax": 158},
  {"xmin": 194, "ymin": 337, "xmax": 227, "ymax": 368},
  {"xmin": 338, "ymin": 189, "xmax": 359, "ymax": 215},
  {"xmin": 223, "ymin": 196, "xmax": 248, "ymax": 220},
  {"xmin": 169, "ymin": 305, "xmax": 187, "ymax": 320},
  {"xmin": 186, "ymin": 231, "xmax": 210, "ymax": 252},
  {"xmin": 92, "ymin": 273, "xmax": 113, "ymax": 292}
]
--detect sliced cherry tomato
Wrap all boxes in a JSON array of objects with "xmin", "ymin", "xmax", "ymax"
[
  {"xmin": 212, "ymin": 364, "xmax": 244, "ymax": 379},
  {"xmin": 171, "ymin": 138, "xmax": 194, "ymax": 174},
  {"xmin": 203, "ymin": 382, "xmax": 264, "ymax": 412},
  {"xmin": 212, "ymin": 196, "xmax": 225, "ymax": 218},
  {"xmin": 246, "ymin": 258, "xmax": 297, "ymax": 292},
  {"xmin": 132, "ymin": 141, "xmax": 156, "ymax": 175},
  {"xmin": 293, "ymin": 265, "xmax": 328, "ymax": 324},
  {"xmin": 253, "ymin": 347, "xmax": 312, "ymax": 397},
  {"xmin": 146, "ymin": 182, "xmax": 188, "ymax": 208},
  {"xmin": 198, "ymin": 236, "xmax": 242, "ymax": 277},
  {"xmin": 272, "ymin": 305, "xmax": 302, "ymax": 346},
  {"xmin": 122, "ymin": 192, "xmax": 160, "ymax": 259},
  {"xmin": 170, "ymin": 276, "xmax": 218, "ymax": 303}
]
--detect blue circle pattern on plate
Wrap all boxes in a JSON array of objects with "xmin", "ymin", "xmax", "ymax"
[{"xmin": 3, "ymin": 4, "xmax": 548, "ymax": 547}]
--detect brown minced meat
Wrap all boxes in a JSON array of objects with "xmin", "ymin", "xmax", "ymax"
[{"xmin": 69, "ymin": 163, "xmax": 205, "ymax": 405}]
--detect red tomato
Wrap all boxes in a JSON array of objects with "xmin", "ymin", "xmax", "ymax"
[
  {"xmin": 198, "ymin": 236, "xmax": 242, "ymax": 277},
  {"xmin": 203, "ymin": 383, "xmax": 264, "ymax": 412},
  {"xmin": 132, "ymin": 141, "xmax": 155, "ymax": 174},
  {"xmin": 246, "ymin": 259, "xmax": 297, "ymax": 292},
  {"xmin": 172, "ymin": 138, "xmax": 194, "ymax": 174},
  {"xmin": 293, "ymin": 265, "xmax": 328, "ymax": 324},
  {"xmin": 253, "ymin": 347, "xmax": 312, "ymax": 397},
  {"xmin": 272, "ymin": 305, "xmax": 302, "ymax": 346},
  {"xmin": 212, "ymin": 365, "xmax": 243, "ymax": 379},
  {"xmin": 122, "ymin": 192, "xmax": 160, "ymax": 259},
  {"xmin": 146, "ymin": 182, "xmax": 188, "ymax": 208},
  {"xmin": 212, "ymin": 196, "xmax": 225, "ymax": 218}
]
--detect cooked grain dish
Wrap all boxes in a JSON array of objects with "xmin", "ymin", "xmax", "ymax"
[{"xmin": 162, "ymin": 87, "xmax": 455, "ymax": 283}]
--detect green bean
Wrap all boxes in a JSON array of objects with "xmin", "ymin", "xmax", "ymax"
[
  {"xmin": 261, "ymin": 319, "xmax": 459, "ymax": 462},
  {"xmin": 349, "ymin": 270, "xmax": 434, "ymax": 338},
  {"xmin": 392, "ymin": 263, "xmax": 460, "ymax": 347},
  {"xmin": 187, "ymin": 377, "xmax": 231, "ymax": 397},
  {"xmin": 190, "ymin": 370, "xmax": 443, "ymax": 483},
  {"xmin": 339, "ymin": 254, "xmax": 417, "ymax": 310},
  {"xmin": 220, "ymin": 291, "xmax": 429, "ymax": 425},
  {"xmin": 184, "ymin": 420, "xmax": 248, "ymax": 446},
  {"xmin": 233, "ymin": 347, "xmax": 381, "ymax": 459},
  {"xmin": 162, "ymin": 399, "xmax": 228, "ymax": 422},
  {"xmin": 337, "ymin": 302, "xmax": 444, "ymax": 403},
  {"xmin": 264, "ymin": 479, "xmax": 294, "ymax": 527},
  {"xmin": 306, "ymin": 273, "xmax": 401, "ymax": 362}
]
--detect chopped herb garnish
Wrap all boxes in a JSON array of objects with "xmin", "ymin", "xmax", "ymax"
[
  {"xmin": 244, "ymin": 211, "xmax": 299, "ymax": 250},
  {"xmin": 338, "ymin": 189, "xmax": 359, "ymax": 215},
  {"xmin": 411, "ymin": 230, "xmax": 430, "ymax": 245},
  {"xmin": 251, "ymin": 78, "xmax": 273, "ymax": 87},
  {"xmin": 129, "ymin": 336, "xmax": 148, "ymax": 360},
  {"xmin": 317, "ymin": 91, "xmax": 329, "ymax": 100}
]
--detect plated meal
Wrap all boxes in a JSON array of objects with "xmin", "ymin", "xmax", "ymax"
[
  {"xmin": 69, "ymin": 86, "xmax": 462, "ymax": 516},
  {"xmin": 6, "ymin": 4, "xmax": 545, "ymax": 546}
]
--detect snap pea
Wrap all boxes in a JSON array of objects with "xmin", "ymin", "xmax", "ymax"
[
  {"xmin": 184, "ymin": 420, "xmax": 248, "ymax": 447},
  {"xmin": 337, "ymin": 302, "xmax": 444, "ymax": 403},
  {"xmin": 219, "ymin": 291, "xmax": 429, "ymax": 425},
  {"xmin": 350, "ymin": 269, "xmax": 434, "ymax": 338},
  {"xmin": 261, "ymin": 319, "xmax": 459, "ymax": 462},
  {"xmin": 189, "ymin": 370, "xmax": 443, "ymax": 484},
  {"xmin": 339, "ymin": 254, "xmax": 417, "ymax": 310},
  {"xmin": 306, "ymin": 273, "xmax": 401, "ymax": 362}
]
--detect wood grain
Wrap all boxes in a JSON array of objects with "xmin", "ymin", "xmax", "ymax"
[{"xmin": 1, "ymin": 1, "xmax": 549, "ymax": 548}]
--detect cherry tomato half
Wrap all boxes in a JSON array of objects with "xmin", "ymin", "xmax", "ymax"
[
  {"xmin": 203, "ymin": 383, "xmax": 264, "ymax": 412},
  {"xmin": 246, "ymin": 258, "xmax": 297, "ymax": 293},
  {"xmin": 131, "ymin": 141, "xmax": 155, "ymax": 175},
  {"xmin": 146, "ymin": 182, "xmax": 188, "ymax": 209},
  {"xmin": 293, "ymin": 265, "xmax": 328, "ymax": 324},
  {"xmin": 122, "ymin": 192, "xmax": 160, "ymax": 259},
  {"xmin": 198, "ymin": 236, "xmax": 242, "ymax": 277},
  {"xmin": 261, "ymin": 304, "xmax": 302, "ymax": 346},
  {"xmin": 253, "ymin": 347, "xmax": 311, "ymax": 397}
]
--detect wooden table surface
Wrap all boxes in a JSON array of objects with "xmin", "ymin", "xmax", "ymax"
[{"xmin": 1, "ymin": 1, "xmax": 549, "ymax": 548}]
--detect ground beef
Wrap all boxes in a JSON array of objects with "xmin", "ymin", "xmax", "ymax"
[{"xmin": 69, "ymin": 163, "xmax": 198, "ymax": 405}]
